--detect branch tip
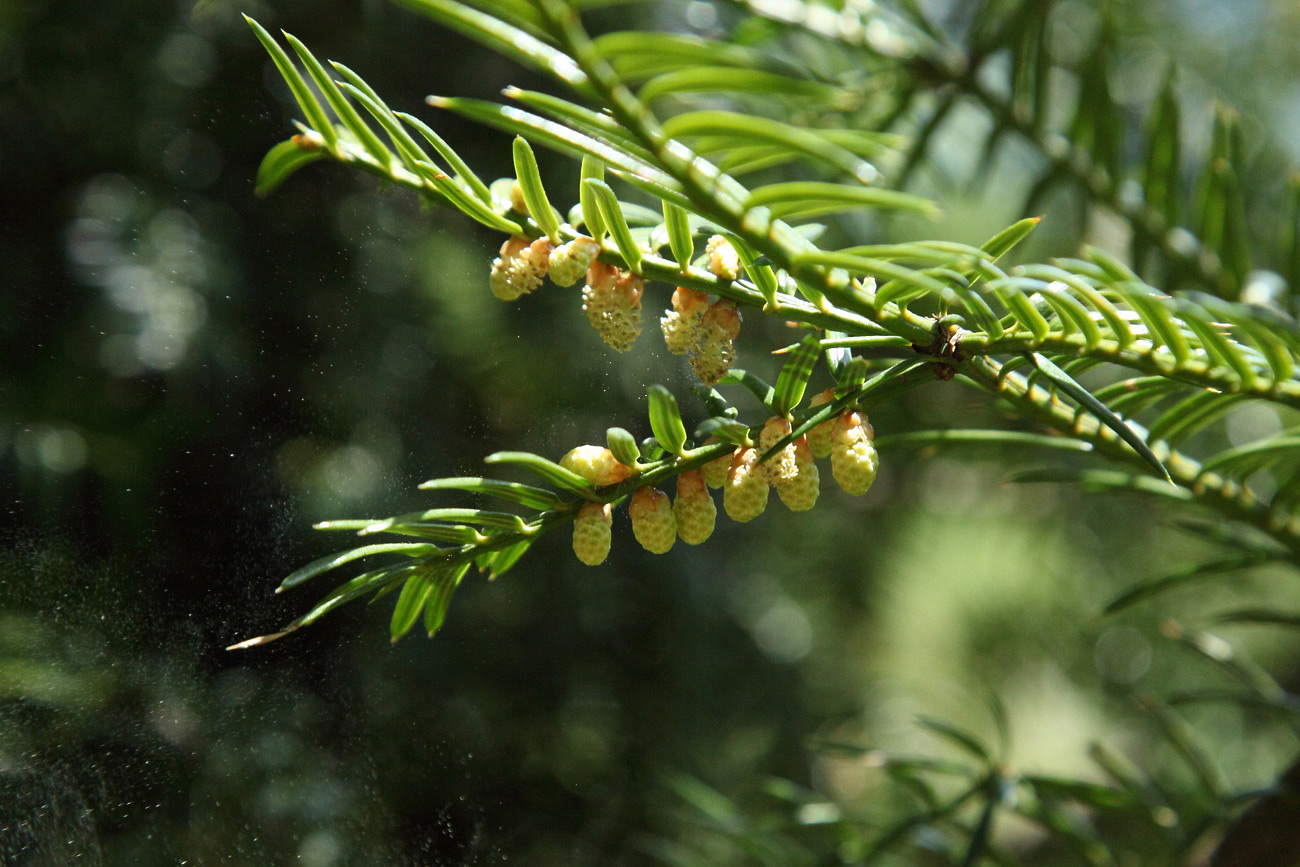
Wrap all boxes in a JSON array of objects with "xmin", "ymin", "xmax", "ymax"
[{"xmin": 226, "ymin": 629, "xmax": 294, "ymax": 651}]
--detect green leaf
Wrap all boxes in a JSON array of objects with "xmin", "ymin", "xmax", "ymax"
[
  {"xmin": 992, "ymin": 280, "xmax": 1052, "ymax": 342},
  {"xmin": 637, "ymin": 67, "xmax": 835, "ymax": 104},
  {"xmin": 875, "ymin": 429, "xmax": 1093, "ymax": 454},
  {"xmin": 1091, "ymin": 251, "xmax": 1137, "ymax": 285},
  {"xmin": 282, "ymin": 31, "xmax": 391, "ymax": 168},
  {"xmin": 795, "ymin": 250, "xmax": 951, "ymax": 299},
  {"xmin": 1165, "ymin": 688, "xmax": 1299, "ymax": 716},
  {"xmin": 430, "ymin": 96, "xmax": 688, "ymax": 208},
  {"xmin": 693, "ymin": 417, "xmax": 750, "ymax": 445},
  {"xmin": 361, "ymin": 522, "xmax": 483, "ymax": 544},
  {"xmin": 1028, "ymin": 352, "xmax": 1171, "ymax": 482},
  {"xmin": 1137, "ymin": 695, "xmax": 1223, "ymax": 799},
  {"xmin": 716, "ymin": 369, "xmax": 778, "ymax": 414},
  {"xmin": 337, "ymin": 80, "xmax": 522, "ymax": 233},
  {"xmin": 980, "ymin": 217, "xmax": 1041, "ymax": 261},
  {"xmin": 840, "ymin": 240, "xmax": 986, "ymax": 265},
  {"xmin": 1168, "ymin": 627, "xmax": 1285, "ymax": 698},
  {"xmin": 711, "ymin": 143, "xmax": 817, "ymax": 179},
  {"xmin": 1102, "ymin": 556, "xmax": 1264, "ymax": 615},
  {"xmin": 745, "ymin": 181, "xmax": 938, "ymax": 221},
  {"xmin": 504, "ymin": 87, "xmax": 654, "ymax": 161},
  {"xmin": 692, "ymin": 386, "xmax": 738, "ymax": 420},
  {"xmin": 1021, "ymin": 776, "xmax": 1135, "ymax": 810},
  {"xmin": 959, "ymin": 792, "xmax": 999, "ymax": 867},
  {"xmin": 835, "ymin": 357, "xmax": 869, "ymax": 389},
  {"xmin": 295, "ymin": 562, "xmax": 421, "ymax": 629},
  {"xmin": 417, "ymin": 476, "xmax": 563, "ymax": 510},
  {"xmin": 424, "ymin": 562, "xmax": 470, "ymax": 637},
  {"xmin": 1196, "ymin": 105, "xmax": 1250, "ymax": 291},
  {"xmin": 580, "ymin": 155, "xmax": 606, "ymax": 238},
  {"xmin": 332, "ymin": 76, "xmax": 425, "ymax": 170},
  {"xmin": 1211, "ymin": 608, "xmax": 1300, "ymax": 628},
  {"xmin": 895, "ymin": 89, "xmax": 958, "ymax": 190},
  {"xmin": 1142, "ymin": 68, "xmax": 1181, "ymax": 231},
  {"xmin": 244, "ymin": 16, "xmax": 337, "ymax": 150},
  {"xmin": 662, "ymin": 110, "xmax": 879, "ymax": 183},
  {"xmin": 1069, "ymin": 38, "xmax": 1122, "ymax": 180},
  {"xmin": 772, "ymin": 333, "xmax": 820, "ymax": 417},
  {"xmin": 584, "ymin": 179, "xmax": 643, "ymax": 273},
  {"xmin": 1035, "ymin": 282, "xmax": 1102, "ymax": 350},
  {"xmin": 254, "ymin": 138, "xmax": 326, "ymax": 197},
  {"xmin": 815, "ymin": 331, "xmax": 897, "ymax": 355},
  {"xmin": 916, "ymin": 715, "xmax": 989, "ymax": 763},
  {"xmin": 606, "ymin": 426, "xmax": 643, "ymax": 467},
  {"xmin": 278, "ymin": 542, "xmax": 440, "ymax": 592},
  {"xmin": 821, "ymin": 330, "xmax": 853, "ymax": 381},
  {"xmin": 1120, "ymin": 285, "xmax": 1191, "ymax": 366},
  {"xmin": 396, "ymin": 111, "xmax": 492, "ymax": 201},
  {"xmin": 728, "ymin": 238, "xmax": 779, "ymax": 308},
  {"xmin": 1147, "ymin": 390, "xmax": 1246, "ymax": 447},
  {"xmin": 1192, "ymin": 294, "xmax": 1298, "ymax": 382},
  {"xmin": 1029, "ymin": 269, "xmax": 1135, "ymax": 348},
  {"xmin": 1174, "ymin": 301, "xmax": 1256, "ymax": 387},
  {"xmin": 1272, "ymin": 465, "xmax": 1300, "ymax": 514},
  {"xmin": 1171, "ymin": 518, "xmax": 1291, "ymax": 557},
  {"xmin": 1287, "ymin": 174, "xmax": 1300, "ymax": 296},
  {"xmin": 857, "ymin": 782, "xmax": 985, "ymax": 863},
  {"xmin": 483, "ymin": 540, "xmax": 532, "ymax": 580},
  {"xmin": 647, "ymin": 385, "xmax": 688, "ymax": 456},
  {"xmin": 593, "ymin": 31, "xmax": 774, "ymax": 81},
  {"xmin": 1007, "ymin": 468, "xmax": 1194, "ymax": 502},
  {"xmin": 1087, "ymin": 742, "xmax": 1167, "ymax": 813},
  {"xmin": 946, "ymin": 283, "xmax": 1005, "ymax": 338},
  {"xmin": 390, "ymin": 0, "xmax": 589, "ymax": 91},
  {"xmin": 485, "ymin": 451, "xmax": 597, "ymax": 497},
  {"xmin": 390, "ymin": 569, "xmax": 437, "ymax": 642},
  {"xmin": 512, "ymin": 136, "xmax": 561, "ymax": 241},
  {"xmin": 662, "ymin": 772, "xmax": 743, "ymax": 826},
  {"xmin": 363, "ymin": 508, "xmax": 527, "ymax": 535},
  {"xmin": 1198, "ymin": 433, "xmax": 1300, "ymax": 479},
  {"xmin": 1091, "ymin": 376, "xmax": 1183, "ymax": 418},
  {"xmin": 662, "ymin": 200, "xmax": 694, "ymax": 269}
]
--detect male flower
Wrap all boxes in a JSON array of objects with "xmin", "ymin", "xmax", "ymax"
[
  {"xmin": 831, "ymin": 410, "xmax": 878, "ymax": 496},
  {"xmin": 583, "ymin": 263, "xmax": 642, "ymax": 352}
]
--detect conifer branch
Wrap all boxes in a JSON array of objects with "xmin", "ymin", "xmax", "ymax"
[{"xmin": 964, "ymin": 357, "xmax": 1300, "ymax": 558}]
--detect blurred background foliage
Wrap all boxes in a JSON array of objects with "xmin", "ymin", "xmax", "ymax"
[{"xmin": 4, "ymin": 0, "xmax": 1300, "ymax": 863}]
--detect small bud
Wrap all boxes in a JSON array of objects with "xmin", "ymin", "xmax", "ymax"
[
  {"xmin": 807, "ymin": 389, "xmax": 836, "ymax": 458},
  {"xmin": 756, "ymin": 417, "xmax": 798, "ymax": 486},
  {"xmin": 689, "ymin": 299, "xmax": 741, "ymax": 384},
  {"xmin": 706, "ymin": 234, "xmax": 740, "ymax": 281},
  {"xmin": 776, "ymin": 437, "xmax": 820, "ymax": 512},
  {"xmin": 583, "ymin": 263, "xmax": 643, "ymax": 352},
  {"xmin": 629, "ymin": 487, "xmax": 677, "ymax": 554},
  {"xmin": 723, "ymin": 447, "xmax": 769, "ymax": 523},
  {"xmin": 560, "ymin": 445, "xmax": 633, "ymax": 487},
  {"xmin": 673, "ymin": 470, "xmax": 717, "ymax": 545},
  {"xmin": 701, "ymin": 442, "xmax": 734, "ymax": 489},
  {"xmin": 572, "ymin": 502, "xmax": 613, "ymax": 565},
  {"xmin": 291, "ymin": 130, "xmax": 326, "ymax": 151},
  {"xmin": 509, "ymin": 180, "xmax": 528, "ymax": 216},
  {"xmin": 489, "ymin": 236, "xmax": 551, "ymax": 301},
  {"xmin": 489, "ymin": 236, "xmax": 528, "ymax": 300},
  {"xmin": 660, "ymin": 287, "xmax": 709, "ymax": 355},
  {"xmin": 548, "ymin": 236, "xmax": 602, "ymax": 287},
  {"xmin": 830, "ymin": 410, "xmax": 878, "ymax": 496},
  {"xmin": 523, "ymin": 237, "xmax": 552, "ymax": 270}
]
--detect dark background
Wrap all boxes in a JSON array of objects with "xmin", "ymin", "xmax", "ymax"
[{"xmin": 5, "ymin": 0, "xmax": 1300, "ymax": 863}]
